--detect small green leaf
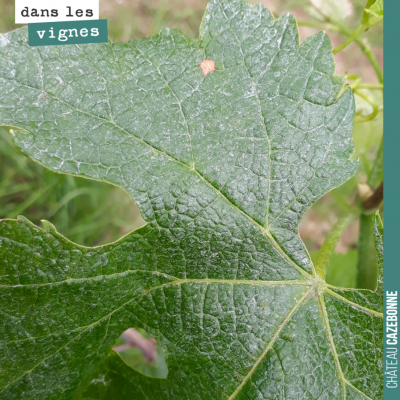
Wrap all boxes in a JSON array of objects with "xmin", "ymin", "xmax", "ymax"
[
  {"xmin": 363, "ymin": 0, "xmax": 383, "ymax": 25},
  {"xmin": 0, "ymin": 0, "xmax": 381, "ymax": 399}
]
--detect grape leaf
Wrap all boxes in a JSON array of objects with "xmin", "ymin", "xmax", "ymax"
[
  {"xmin": 362, "ymin": 0, "xmax": 383, "ymax": 24},
  {"xmin": 0, "ymin": 0, "xmax": 382, "ymax": 399}
]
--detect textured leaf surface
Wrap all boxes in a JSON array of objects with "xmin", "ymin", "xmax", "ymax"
[{"xmin": 0, "ymin": 0, "xmax": 382, "ymax": 399}]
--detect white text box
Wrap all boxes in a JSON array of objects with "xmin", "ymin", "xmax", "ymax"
[{"xmin": 15, "ymin": 0, "xmax": 99, "ymax": 24}]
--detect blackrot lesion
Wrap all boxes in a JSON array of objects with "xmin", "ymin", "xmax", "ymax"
[{"xmin": 200, "ymin": 59, "xmax": 216, "ymax": 76}]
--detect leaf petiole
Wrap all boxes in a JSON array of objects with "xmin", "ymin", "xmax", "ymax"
[{"xmin": 333, "ymin": 16, "xmax": 383, "ymax": 55}]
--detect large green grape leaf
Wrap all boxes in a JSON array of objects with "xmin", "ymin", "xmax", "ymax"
[{"xmin": 0, "ymin": 0, "xmax": 382, "ymax": 398}]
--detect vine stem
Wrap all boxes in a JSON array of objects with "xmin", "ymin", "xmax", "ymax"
[
  {"xmin": 368, "ymin": 138, "xmax": 383, "ymax": 189},
  {"xmin": 355, "ymin": 139, "xmax": 383, "ymax": 289},
  {"xmin": 356, "ymin": 214, "xmax": 377, "ymax": 289},
  {"xmin": 353, "ymin": 36, "xmax": 383, "ymax": 84},
  {"xmin": 333, "ymin": 17, "xmax": 383, "ymax": 55}
]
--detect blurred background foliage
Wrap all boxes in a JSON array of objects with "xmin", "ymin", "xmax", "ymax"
[
  {"xmin": 0, "ymin": 0, "xmax": 383, "ymax": 378},
  {"xmin": 0, "ymin": 0, "xmax": 382, "ymax": 283}
]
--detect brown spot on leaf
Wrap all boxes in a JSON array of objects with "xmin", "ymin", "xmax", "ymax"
[{"xmin": 200, "ymin": 59, "xmax": 216, "ymax": 76}]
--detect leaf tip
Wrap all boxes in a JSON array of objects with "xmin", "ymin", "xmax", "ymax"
[
  {"xmin": 41, "ymin": 219, "xmax": 58, "ymax": 233},
  {"xmin": 16, "ymin": 215, "xmax": 29, "ymax": 223}
]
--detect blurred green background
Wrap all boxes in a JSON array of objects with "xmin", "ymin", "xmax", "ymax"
[{"xmin": 0, "ymin": 0, "xmax": 383, "ymax": 280}]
